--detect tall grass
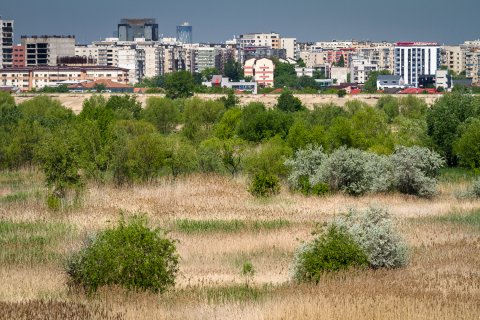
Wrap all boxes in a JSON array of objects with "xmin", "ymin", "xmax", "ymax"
[
  {"xmin": 173, "ymin": 219, "xmax": 291, "ymax": 234},
  {"xmin": 433, "ymin": 209, "xmax": 480, "ymax": 229},
  {"xmin": 0, "ymin": 220, "xmax": 74, "ymax": 264}
]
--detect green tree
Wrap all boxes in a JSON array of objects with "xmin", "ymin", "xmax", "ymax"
[
  {"xmin": 220, "ymin": 138, "xmax": 247, "ymax": 177},
  {"xmin": 94, "ymin": 83, "xmax": 107, "ymax": 93},
  {"xmin": 105, "ymin": 95, "xmax": 142, "ymax": 120},
  {"xmin": 201, "ymin": 67, "xmax": 219, "ymax": 81},
  {"xmin": 218, "ymin": 91, "xmax": 239, "ymax": 109},
  {"xmin": 296, "ymin": 58, "xmax": 306, "ymax": 68},
  {"xmin": 286, "ymin": 120, "xmax": 326, "ymax": 151},
  {"xmin": 426, "ymin": 93, "xmax": 480, "ymax": 165},
  {"xmin": 163, "ymin": 136, "xmax": 198, "ymax": 178},
  {"xmin": 142, "ymin": 97, "xmax": 179, "ymax": 134},
  {"xmin": 276, "ymin": 91, "xmax": 303, "ymax": 113},
  {"xmin": 182, "ymin": 98, "xmax": 225, "ymax": 142},
  {"xmin": 214, "ymin": 107, "xmax": 242, "ymax": 139},
  {"xmin": 223, "ymin": 58, "xmax": 243, "ymax": 82},
  {"xmin": 376, "ymin": 96, "xmax": 400, "ymax": 123},
  {"xmin": 123, "ymin": 133, "xmax": 166, "ymax": 183},
  {"xmin": 244, "ymin": 136, "xmax": 292, "ymax": 177},
  {"xmin": 274, "ymin": 61, "xmax": 297, "ymax": 88},
  {"xmin": 363, "ymin": 70, "xmax": 391, "ymax": 93},
  {"xmin": 18, "ymin": 96, "xmax": 75, "ymax": 129},
  {"xmin": 237, "ymin": 102, "xmax": 293, "ymax": 142},
  {"xmin": 454, "ymin": 119, "xmax": 480, "ymax": 170},
  {"xmin": 36, "ymin": 128, "xmax": 83, "ymax": 201},
  {"xmin": 335, "ymin": 55, "xmax": 345, "ymax": 67},
  {"xmin": 165, "ymin": 71, "xmax": 195, "ymax": 99}
]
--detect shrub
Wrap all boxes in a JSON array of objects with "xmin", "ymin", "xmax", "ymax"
[
  {"xmin": 337, "ymin": 89, "xmax": 347, "ymax": 98},
  {"xmin": 248, "ymin": 172, "xmax": 280, "ymax": 197},
  {"xmin": 333, "ymin": 208, "xmax": 409, "ymax": 269},
  {"xmin": 453, "ymin": 118, "xmax": 480, "ymax": 170},
  {"xmin": 66, "ymin": 216, "xmax": 179, "ymax": 293},
  {"xmin": 473, "ymin": 178, "xmax": 480, "ymax": 198},
  {"xmin": 293, "ymin": 225, "xmax": 368, "ymax": 282},
  {"xmin": 390, "ymin": 146, "xmax": 445, "ymax": 198},
  {"xmin": 312, "ymin": 147, "xmax": 391, "ymax": 196},
  {"xmin": 244, "ymin": 136, "xmax": 292, "ymax": 177},
  {"xmin": 285, "ymin": 145, "xmax": 327, "ymax": 191}
]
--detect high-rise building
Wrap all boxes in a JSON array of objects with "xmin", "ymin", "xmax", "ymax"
[
  {"xmin": 238, "ymin": 33, "xmax": 280, "ymax": 49},
  {"xmin": 394, "ymin": 42, "xmax": 440, "ymax": 87},
  {"xmin": 176, "ymin": 22, "xmax": 193, "ymax": 44},
  {"xmin": 21, "ymin": 35, "xmax": 76, "ymax": 66},
  {"xmin": 118, "ymin": 19, "xmax": 159, "ymax": 42},
  {"xmin": 0, "ymin": 17, "xmax": 14, "ymax": 69}
]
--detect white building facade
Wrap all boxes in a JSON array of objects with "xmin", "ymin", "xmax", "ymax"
[
  {"xmin": 394, "ymin": 42, "xmax": 440, "ymax": 87},
  {"xmin": 0, "ymin": 18, "xmax": 14, "ymax": 69}
]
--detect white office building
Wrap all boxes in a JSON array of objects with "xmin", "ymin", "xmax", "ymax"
[{"xmin": 394, "ymin": 42, "xmax": 440, "ymax": 87}]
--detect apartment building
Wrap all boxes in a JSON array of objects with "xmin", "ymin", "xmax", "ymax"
[
  {"xmin": 394, "ymin": 42, "xmax": 440, "ymax": 87},
  {"xmin": 465, "ymin": 50, "xmax": 480, "ymax": 84},
  {"xmin": 280, "ymin": 38, "xmax": 297, "ymax": 60},
  {"xmin": 12, "ymin": 45, "xmax": 25, "ymax": 67},
  {"xmin": 350, "ymin": 55, "xmax": 378, "ymax": 84},
  {"xmin": 0, "ymin": 66, "xmax": 129, "ymax": 91},
  {"xmin": 244, "ymin": 58, "xmax": 275, "ymax": 87},
  {"xmin": 196, "ymin": 47, "xmax": 217, "ymax": 73},
  {"xmin": 21, "ymin": 35, "xmax": 76, "ymax": 66},
  {"xmin": 441, "ymin": 46, "xmax": 465, "ymax": 75},
  {"xmin": 75, "ymin": 45, "xmax": 99, "ymax": 64},
  {"xmin": 238, "ymin": 33, "xmax": 280, "ymax": 49},
  {"xmin": 0, "ymin": 17, "xmax": 14, "ymax": 68}
]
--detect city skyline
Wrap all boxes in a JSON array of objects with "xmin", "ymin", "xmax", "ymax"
[{"xmin": 2, "ymin": 0, "xmax": 480, "ymax": 45}]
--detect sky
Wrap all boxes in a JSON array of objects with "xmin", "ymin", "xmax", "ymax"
[{"xmin": 2, "ymin": 0, "xmax": 479, "ymax": 45}]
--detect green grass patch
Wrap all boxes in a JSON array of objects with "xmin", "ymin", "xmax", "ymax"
[
  {"xmin": 197, "ymin": 284, "xmax": 273, "ymax": 303},
  {"xmin": 173, "ymin": 219, "xmax": 291, "ymax": 234},
  {"xmin": 433, "ymin": 209, "xmax": 480, "ymax": 229},
  {"xmin": 0, "ymin": 191, "xmax": 30, "ymax": 203},
  {"xmin": 0, "ymin": 220, "xmax": 74, "ymax": 264},
  {"xmin": 439, "ymin": 167, "xmax": 478, "ymax": 183}
]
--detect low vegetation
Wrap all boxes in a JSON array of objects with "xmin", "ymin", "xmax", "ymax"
[
  {"xmin": 66, "ymin": 216, "xmax": 178, "ymax": 293},
  {"xmin": 1, "ymin": 90, "xmax": 480, "ymax": 318}
]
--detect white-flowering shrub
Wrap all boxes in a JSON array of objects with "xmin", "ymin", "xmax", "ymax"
[
  {"xmin": 472, "ymin": 178, "xmax": 480, "ymax": 198},
  {"xmin": 333, "ymin": 207, "xmax": 409, "ymax": 269},
  {"xmin": 391, "ymin": 146, "xmax": 445, "ymax": 198},
  {"xmin": 311, "ymin": 147, "xmax": 391, "ymax": 196},
  {"xmin": 285, "ymin": 145, "xmax": 326, "ymax": 190}
]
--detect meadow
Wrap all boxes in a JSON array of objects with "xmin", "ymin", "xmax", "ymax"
[{"xmin": 0, "ymin": 168, "xmax": 479, "ymax": 320}]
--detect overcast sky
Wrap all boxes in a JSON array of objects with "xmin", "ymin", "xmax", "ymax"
[{"xmin": 2, "ymin": 0, "xmax": 479, "ymax": 45}]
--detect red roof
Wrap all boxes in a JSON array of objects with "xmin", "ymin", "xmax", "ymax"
[
  {"xmin": 68, "ymin": 79, "xmax": 132, "ymax": 90},
  {"xmin": 399, "ymin": 88, "xmax": 437, "ymax": 94}
]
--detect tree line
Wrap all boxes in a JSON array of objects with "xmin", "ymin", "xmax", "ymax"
[{"xmin": 1, "ymin": 91, "xmax": 479, "ymax": 204}]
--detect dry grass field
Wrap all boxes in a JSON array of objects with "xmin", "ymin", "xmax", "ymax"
[{"xmin": 0, "ymin": 169, "xmax": 480, "ymax": 319}]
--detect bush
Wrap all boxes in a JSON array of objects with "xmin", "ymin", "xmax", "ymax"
[
  {"xmin": 285, "ymin": 145, "xmax": 327, "ymax": 191},
  {"xmin": 473, "ymin": 178, "xmax": 480, "ymax": 198},
  {"xmin": 312, "ymin": 147, "xmax": 391, "ymax": 196},
  {"xmin": 293, "ymin": 225, "xmax": 368, "ymax": 282},
  {"xmin": 248, "ymin": 172, "xmax": 280, "ymax": 197},
  {"xmin": 66, "ymin": 216, "xmax": 179, "ymax": 293},
  {"xmin": 333, "ymin": 208, "xmax": 409, "ymax": 269},
  {"xmin": 453, "ymin": 118, "xmax": 480, "ymax": 170},
  {"xmin": 391, "ymin": 146, "xmax": 445, "ymax": 198}
]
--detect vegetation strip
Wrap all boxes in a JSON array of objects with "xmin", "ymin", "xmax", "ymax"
[{"xmin": 172, "ymin": 219, "xmax": 291, "ymax": 234}]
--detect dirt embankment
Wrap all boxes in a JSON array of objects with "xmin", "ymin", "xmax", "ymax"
[{"xmin": 13, "ymin": 93, "xmax": 442, "ymax": 114}]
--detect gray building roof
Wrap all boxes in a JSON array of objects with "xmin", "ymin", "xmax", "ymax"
[
  {"xmin": 377, "ymin": 75, "xmax": 402, "ymax": 82},
  {"xmin": 377, "ymin": 75, "xmax": 403, "ymax": 86}
]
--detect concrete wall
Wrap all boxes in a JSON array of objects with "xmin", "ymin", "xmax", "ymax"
[{"xmin": 13, "ymin": 93, "xmax": 444, "ymax": 114}]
